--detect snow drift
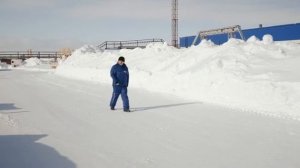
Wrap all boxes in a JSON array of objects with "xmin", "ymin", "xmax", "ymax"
[
  {"xmin": 56, "ymin": 36, "xmax": 300, "ymax": 120},
  {"xmin": 0, "ymin": 62, "xmax": 8, "ymax": 69},
  {"xmin": 23, "ymin": 58, "xmax": 42, "ymax": 67},
  {"xmin": 16, "ymin": 58, "xmax": 56, "ymax": 72}
]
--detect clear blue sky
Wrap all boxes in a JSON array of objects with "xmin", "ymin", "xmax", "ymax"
[{"xmin": 1, "ymin": 0, "xmax": 299, "ymax": 50}]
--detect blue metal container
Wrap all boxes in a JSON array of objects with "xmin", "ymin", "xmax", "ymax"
[{"xmin": 180, "ymin": 23, "xmax": 300, "ymax": 48}]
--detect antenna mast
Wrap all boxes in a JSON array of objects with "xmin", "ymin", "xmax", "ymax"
[{"xmin": 172, "ymin": 0, "xmax": 179, "ymax": 48}]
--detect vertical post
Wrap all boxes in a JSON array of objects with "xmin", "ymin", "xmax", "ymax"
[
  {"xmin": 192, "ymin": 33, "xmax": 200, "ymax": 46},
  {"xmin": 172, "ymin": 0, "xmax": 179, "ymax": 48},
  {"xmin": 237, "ymin": 25, "xmax": 246, "ymax": 41}
]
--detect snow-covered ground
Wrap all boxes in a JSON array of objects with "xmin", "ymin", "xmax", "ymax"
[
  {"xmin": 56, "ymin": 36, "xmax": 300, "ymax": 120},
  {"xmin": 0, "ymin": 62, "xmax": 8, "ymax": 70},
  {"xmin": 1, "ymin": 70, "xmax": 300, "ymax": 168},
  {"xmin": 1, "ymin": 36, "xmax": 300, "ymax": 167}
]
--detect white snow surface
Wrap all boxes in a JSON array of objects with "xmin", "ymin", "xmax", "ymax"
[
  {"xmin": 1, "ymin": 70, "xmax": 300, "ymax": 168},
  {"xmin": 16, "ymin": 58, "xmax": 55, "ymax": 72},
  {"xmin": 0, "ymin": 62, "xmax": 8, "ymax": 69},
  {"xmin": 24, "ymin": 58, "xmax": 42, "ymax": 67},
  {"xmin": 56, "ymin": 36, "xmax": 300, "ymax": 120}
]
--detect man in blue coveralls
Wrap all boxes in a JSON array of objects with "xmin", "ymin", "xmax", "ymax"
[{"xmin": 110, "ymin": 56, "xmax": 130, "ymax": 112}]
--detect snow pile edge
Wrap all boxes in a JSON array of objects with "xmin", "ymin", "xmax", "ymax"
[{"xmin": 55, "ymin": 37, "xmax": 300, "ymax": 120}]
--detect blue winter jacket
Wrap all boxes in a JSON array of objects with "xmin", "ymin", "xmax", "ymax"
[{"xmin": 110, "ymin": 63, "xmax": 129, "ymax": 87}]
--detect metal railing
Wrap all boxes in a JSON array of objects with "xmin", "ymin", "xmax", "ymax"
[
  {"xmin": 0, "ymin": 51, "xmax": 62, "ymax": 60},
  {"xmin": 98, "ymin": 39, "xmax": 165, "ymax": 50}
]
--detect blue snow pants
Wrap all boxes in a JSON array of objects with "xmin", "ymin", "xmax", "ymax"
[{"xmin": 110, "ymin": 86, "xmax": 130, "ymax": 110}]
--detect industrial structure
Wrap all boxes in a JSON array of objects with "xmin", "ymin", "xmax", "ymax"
[
  {"xmin": 0, "ymin": 51, "xmax": 64, "ymax": 65},
  {"xmin": 171, "ymin": 0, "xmax": 179, "ymax": 48},
  {"xmin": 98, "ymin": 39, "xmax": 165, "ymax": 50},
  {"xmin": 192, "ymin": 25, "xmax": 245, "ymax": 45},
  {"xmin": 97, "ymin": 1, "xmax": 178, "ymax": 50},
  {"xmin": 180, "ymin": 23, "xmax": 300, "ymax": 47}
]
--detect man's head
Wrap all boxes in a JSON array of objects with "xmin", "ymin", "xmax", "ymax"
[{"xmin": 118, "ymin": 56, "xmax": 125, "ymax": 65}]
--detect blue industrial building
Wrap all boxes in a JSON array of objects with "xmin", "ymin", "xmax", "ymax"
[{"xmin": 180, "ymin": 23, "xmax": 300, "ymax": 48}]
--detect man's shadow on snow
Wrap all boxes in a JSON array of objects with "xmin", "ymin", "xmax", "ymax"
[
  {"xmin": 0, "ymin": 134, "xmax": 76, "ymax": 168},
  {"xmin": 130, "ymin": 102, "xmax": 202, "ymax": 112},
  {"xmin": 0, "ymin": 103, "xmax": 28, "ymax": 114}
]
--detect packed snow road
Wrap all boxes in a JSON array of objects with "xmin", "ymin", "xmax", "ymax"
[{"xmin": 1, "ymin": 70, "xmax": 300, "ymax": 168}]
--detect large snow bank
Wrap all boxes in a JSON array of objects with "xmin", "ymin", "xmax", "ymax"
[{"xmin": 56, "ymin": 37, "xmax": 300, "ymax": 120}]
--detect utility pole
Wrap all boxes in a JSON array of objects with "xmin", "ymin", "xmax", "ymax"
[{"xmin": 172, "ymin": 0, "xmax": 179, "ymax": 48}]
